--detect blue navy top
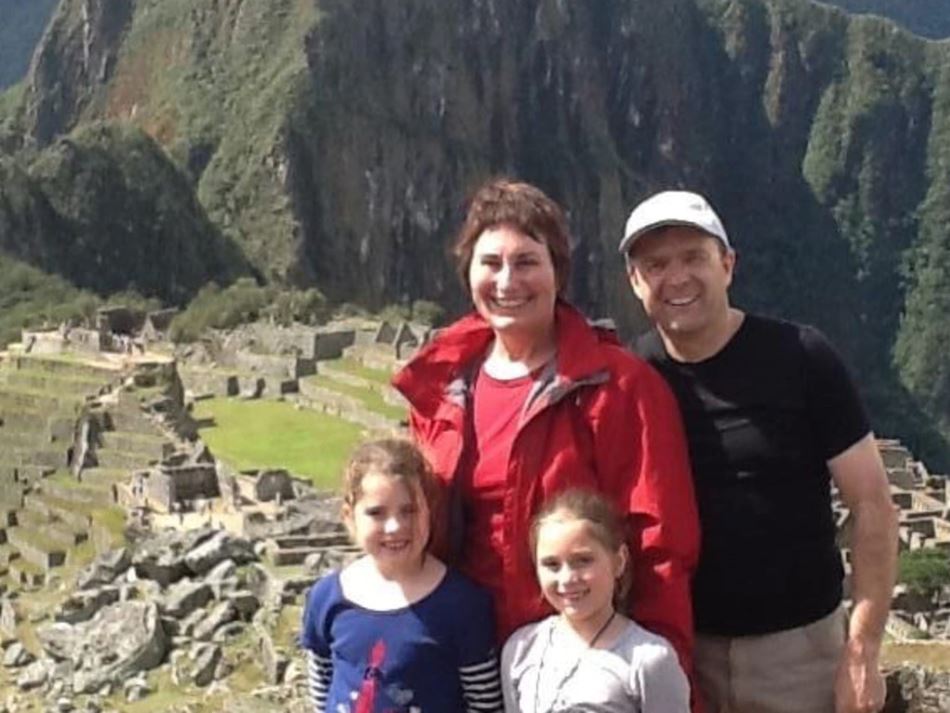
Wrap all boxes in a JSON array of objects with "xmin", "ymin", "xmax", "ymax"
[{"xmin": 300, "ymin": 567, "xmax": 502, "ymax": 712}]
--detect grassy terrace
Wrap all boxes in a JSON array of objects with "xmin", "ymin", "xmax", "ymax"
[
  {"xmin": 193, "ymin": 398, "xmax": 361, "ymax": 489},
  {"xmin": 302, "ymin": 373, "xmax": 405, "ymax": 422},
  {"xmin": 325, "ymin": 357, "xmax": 394, "ymax": 386}
]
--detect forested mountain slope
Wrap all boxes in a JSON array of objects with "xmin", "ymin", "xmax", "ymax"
[{"xmin": 1, "ymin": 0, "xmax": 949, "ymax": 467}]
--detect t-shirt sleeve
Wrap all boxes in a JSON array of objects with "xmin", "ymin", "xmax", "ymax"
[
  {"xmin": 454, "ymin": 578, "xmax": 503, "ymax": 711},
  {"xmin": 632, "ymin": 639, "xmax": 691, "ymax": 713},
  {"xmin": 299, "ymin": 573, "xmax": 338, "ymax": 655},
  {"xmin": 800, "ymin": 325, "xmax": 871, "ymax": 460}
]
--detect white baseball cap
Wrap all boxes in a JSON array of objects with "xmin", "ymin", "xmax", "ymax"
[{"xmin": 619, "ymin": 190, "xmax": 730, "ymax": 256}]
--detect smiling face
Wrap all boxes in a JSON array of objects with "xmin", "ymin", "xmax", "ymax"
[
  {"xmin": 627, "ymin": 226, "xmax": 735, "ymax": 354},
  {"xmin": 535, "ymin": 515, "xmax": 626, "ymax": 629},
  {"xmin": 344, "ymin": 471, "xmax": 430, "ymax": 579},
  {"xmin": 468, "ymin": 224, "xmax": 558, "ymax": 341}
]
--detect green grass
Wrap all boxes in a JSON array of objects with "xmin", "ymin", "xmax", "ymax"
[
  {"xmin": 326, "ymin": 357, "xmax": 394, "ymax": 386},
  {"xmin": 302, "ymin": 374, "xmax": 406, "ymax": 422},
  {"xmin": 193, "ymin": 398, "xmax": 361, "ymax": 488}
]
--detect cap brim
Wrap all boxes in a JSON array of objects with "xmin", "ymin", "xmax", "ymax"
[{"xmin": 618, "ymin": 219, "xmax": 713, "ymax": 255}]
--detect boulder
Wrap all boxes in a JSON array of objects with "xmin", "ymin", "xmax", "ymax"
[
  {"xmin": 189, "ymin": 642, "xmax": 221, "ymax": 687},
  {"xmin": 193, "ymin": 601, "xmax": 237, "ymax": 641},
  {"xmin": 257, "ymin": 628, "xmax": 287, "ymax": 685},
  {"xmin": 2, "ymin": 642, "xmax": 33, "ymax": 668},
  {"xmin": 76, "ymin": 549, "xmax": 130, "ymax": 591},
  {"xmin": 204, "ymin": 559, "xmax": 239, "ymax": 598},
  {"xmin": 211, "ymin": 621, "xmax": 246, "ymax": 644},
  {"xmin": 225, "ymin": 590, "xmax": 261, "ymax": 620},
  {"xmin": 184, "ymin": 531, "xmax": 255, "ymax": 576},
  {"xmin": 123, "ymin": 673, "xmax": 150, "ymax": 702},
  {"xmin": 55, "ymin": 587, "xmax": 120, "ymax": 624},
  {"xmin": 37, "ymin": 601, "xmax": 167, "ymax": 694},
  {"xmin": 132, "ymin": 528, "xmax": 216, "ymax": 586},
  {"xmin": 0, "ymin": 598, "xmax": 19, "ymax": 636},
  {"xmin": 16, "ymin": 659, "xmax": 51, "ymax": 690},
  {"xmin": 161, "ymin": 579, "xmax": 212, "ymax": 619}
]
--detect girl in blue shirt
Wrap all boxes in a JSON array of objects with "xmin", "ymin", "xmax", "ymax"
[{"xmin": 301, "ymin": 438, "xmax": 503, "ymax": 713}]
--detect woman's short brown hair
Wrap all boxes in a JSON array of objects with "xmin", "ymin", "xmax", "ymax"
[{"xmin": 453, "ymin": 178, "xmax": 572, "ymax": 295}]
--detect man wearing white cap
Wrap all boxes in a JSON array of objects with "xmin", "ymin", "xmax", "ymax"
[{"xmin": 620, "ymin": 190, "xmax": 896, "ymax": 713}]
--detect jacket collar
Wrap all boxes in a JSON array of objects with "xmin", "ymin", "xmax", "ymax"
[{"xmin": 392, "ymin": 300, "xmax": 617, "ymax": 417}]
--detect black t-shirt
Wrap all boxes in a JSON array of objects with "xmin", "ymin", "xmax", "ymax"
[{"xmin": 635, "ymin": 314, "xmax": 870, "ymax": 636}]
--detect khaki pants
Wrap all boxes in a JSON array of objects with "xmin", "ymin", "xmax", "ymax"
[{"xmin": 695, "ymin": 606, "xmax": 846, "ymax": 713}]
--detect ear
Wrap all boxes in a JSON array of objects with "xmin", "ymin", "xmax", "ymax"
[
  {"xmin": 722, "ymin": 248, "xmax": 737, "ymax": 288},
  {"xmin": 341, "ymin": 502, "xmax": 356, "ymax": 539},
  {"xmin": 627, "ymin": 265, "xmax": 646, "ymax": 301},
  {"xmin": 614, "ymin": 544, "xmax": 629, "ymax": 579}
]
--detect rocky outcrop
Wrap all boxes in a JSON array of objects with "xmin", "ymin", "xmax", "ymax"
[
  {"xmin": 38, "ymin": 600, "xmax": 167, "ymax": 694},
  {"xmin": 23, "ymin": 0, "xmax": 134, "ymax": 145}
]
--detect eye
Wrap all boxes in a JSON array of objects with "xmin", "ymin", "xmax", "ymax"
[
  {"xmin": 640, "ymin": 258, "xmax": 664, "ymax": 275},
  {"xmin": 399, "ymin": 503, "xmax": 417, "ymax": 516},
  {"xmin": 363, "ymin": 506, "xmax": 384, "ymax": 518},
  {"xmin": 684, "ymin": 250, "xmax": 708, "ymax": 266},
  {"xmin": 516, "ymin": 255, "xmax": 540, "ymax": 268},
  {"xmin": 478, "ymin": 256, "xmax": 502, "ymax": 269},
  {"xmin": 572, "ymin": 554, "xmax": 594, "ymax": 567},
  {"xmin": 539, "ymin": 557, "xmax": 560, "ymax": 571}
]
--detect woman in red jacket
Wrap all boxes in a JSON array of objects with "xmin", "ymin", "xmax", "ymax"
[{"xmin": 392, "ymin": 178, "xmax": 699, "ymax": 675}]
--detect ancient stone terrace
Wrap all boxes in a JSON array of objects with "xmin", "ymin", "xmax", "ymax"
[{"xmin": 0, "ymin": 341, "xmax": 193, "ymax": 590}]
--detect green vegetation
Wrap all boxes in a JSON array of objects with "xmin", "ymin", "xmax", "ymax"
[
  {"xmin": 168, "ymin": 278, "xmax": 329, "ymax": 342},
  {"xmin": 899, "ymin": 549, "xmax": 950, "ymax": 596},
  {"xmin": 192, "ymin": 398, "xmax": 361, "ymax": 488},
  {"xmin": 0, "ymin": 253, "xmax": 168, "ymax": 347},
  {"xmin": 98, "ymin": 0, "xmax": 321, "ymax": 277},
  {"xmin": 326, "ymin": 357, "xmax": 394, "ymax": 387},
  {"xmin": 2, "ymin": 0, "xmax": 950, "ymax": 470},
  {"xmin": 0, "ymin": 255, "xmax": 97, "ymax": 346},
  {"xmin": 303, "ymin": 374, "xmax": 405, "ymax": 422}
]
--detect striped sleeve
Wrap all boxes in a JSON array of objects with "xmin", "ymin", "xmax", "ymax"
[
  {"xmin": 459, "ymin": 654, "xmax": 504, "ymax": 712},
  {"xmin": 307, "ymin": 649, "xmax": 333, "ymax": 712}
]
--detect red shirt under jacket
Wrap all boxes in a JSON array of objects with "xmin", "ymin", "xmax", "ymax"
[{"xmin": 392, "ymin": 301, "xmax": 701, "ymax": 686}]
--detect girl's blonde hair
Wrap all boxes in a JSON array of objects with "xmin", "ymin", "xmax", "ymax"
[
  {"xmin": 342, "ymin": 438, "xmax": 440, "ymax": 531},
  {"xmin": 530, "ymin": 488, "xmax": 632, "ymax": 607}
]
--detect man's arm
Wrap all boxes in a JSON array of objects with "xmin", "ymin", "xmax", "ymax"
[{"xmin": 828, "ymin": 433, "xmax": 898, "ymax": 713}]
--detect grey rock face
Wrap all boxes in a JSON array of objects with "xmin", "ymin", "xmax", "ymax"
[
  {"xmin": 15, "ymin": 659, "xmax": 51, "ymax": 690},
  {"xmin": 0, "ymin": 598, "xmax": 19, "ymax": 636},
  {"xmin": 225, "ymin": 590, "xmax": 261, "ymax": 620},
  {"xmin": 55, "ymin": 587, "xmax": 120, "ymax": 624},
  {"xmin": 211, "ymin": 621, "xmax": 245, "ymax": 644},
  {"xmin": 76, "ymin": 549, "xmax": 130, "ymax": 591},
  {"xmin": 38, "ymin": 601, "xmax": 167, "ymax": 694},
  {"xmin": 132, "ymin": 528, "xmax": 217, "ymax": 586},
  {"xmin": 193, "ymin": 601, "xmax": 237, "ymax": 641},
  {"xmin": 184, "ymin": 531, "xmax": 255, "ymax": 576},
  {"xmin": 257, "ymin": 628, "xmax": 287, "ymax": 685},
  {"xmin": 2, "ymin": 642, "xmax": 33, "ymax": 668},
  {"xmin": 161, "ymin": 579, "xmax": 212, "ymax": 619},
  {"xmin": 189, "ymin": 642, "xmax": 221, "ymax": 687}
]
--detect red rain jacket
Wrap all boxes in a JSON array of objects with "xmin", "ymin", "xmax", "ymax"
[{"xmin": 392, "ymin": 301, "xmax": 700, "ymax": 676}]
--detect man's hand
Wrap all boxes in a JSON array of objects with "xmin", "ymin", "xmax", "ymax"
[{"xmin": 834, "ymin": 638, "xmax": 885, "ymax": 713}]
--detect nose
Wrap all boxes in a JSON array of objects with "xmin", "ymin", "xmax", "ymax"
[
  {"xmin": 495, "ymin": 262, "xmax": 514, "ymax": 290},
  {"xmin": 556, "ymin": 565, "xmax": 576, "ymax": 587},
  {"xmin": 383, "ymin": 516, "xmax": 401, "ymax": 534},
  {"xmin": 666, "ymin": 259, "xmax": 690, "ymax": 286}
]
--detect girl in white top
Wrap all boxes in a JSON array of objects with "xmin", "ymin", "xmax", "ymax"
[{"xmin": 502, "ymin": 488, "xmax": 690, "ymax": 713}]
